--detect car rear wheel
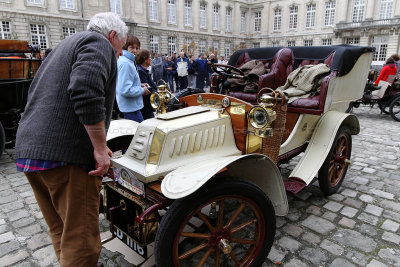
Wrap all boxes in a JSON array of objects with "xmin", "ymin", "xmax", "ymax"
[
  {"xmin": 378, "ymin": 102, "xmax": 390, "ymax": 114},
  {"xmin": 389, "ymin": 96, "xmax": 400, "ymax": 122},
  {"xmin": 318, "ymin": 126, "xmax": 352, "ymax": 196},
  {"xmin": 155, "ymin": 177, "xmax": 275, "ymax": 267}
]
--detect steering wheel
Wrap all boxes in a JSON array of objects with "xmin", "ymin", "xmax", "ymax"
[{"xmin": 211, "ymin": 64, "xmax": 245, "ymax": 79}]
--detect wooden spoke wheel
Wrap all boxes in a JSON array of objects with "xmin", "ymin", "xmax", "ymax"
[
  {"xmin": 318, "ymin": 126, "xmax": 352, "ymax": 195},
  {"xmin": 155, "ymin": 177, "xmax": 275, "ymax": 267},
  {"xmin": 389, "ymin": 95, "xmax": 400, "ymax": 122}
]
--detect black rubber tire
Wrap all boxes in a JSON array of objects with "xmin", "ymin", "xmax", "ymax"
[
  {"xmin": 155, "ymin": 177, "xmax": 276, "ymax": 267},
  {"xmin": 378, "ymin": 102, "xmax": 390, "ymax": 114},
  {"xmin": 106, "ymin": 135, "xmax": 134, "ymax": 153},
  {"xmin": 0, "ymin": 122, "xmax": 5, "ymax": 156},
  {"xmin": 318, "ymin": 126, "xmax": 352, "ymax": 196},
  {"xmin": 389, "ymin": 96, "xmax": 400, "ymax": 122}
]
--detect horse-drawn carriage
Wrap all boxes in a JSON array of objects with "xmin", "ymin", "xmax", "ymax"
[
  {"xmin": 0, "ymin": 39, "xmax": 41, "ymax": 155},
  {"xmin": 103, "ymin": 45, "xmax": 374, "ymax": 266}
]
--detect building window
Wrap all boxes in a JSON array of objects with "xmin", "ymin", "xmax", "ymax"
[
  {"xmin": 304, "ymin": 40, "xmax": 313, "ymax": 46},
  {"xmin": 185, "ymin": 37, "xmax": 193, "ymax": 54},
  {"xmin": 60, "ymin": 0, "xmax": 74, "ymax": 9},
  {"xmin": 273, "ymin": 8, "xmax": 281, "ymax": 31},
  {"xmin": 345, "ymin": 37, "xmax": 360, "ymax": 45},
  {"xmin": 0, "ymin": 21, "xmax": 11, "ymax": 39},
  {"xmin": 200, "ymin": 3, "xmax": 206, "ymax": 28},
  {"xmin": 322, "ymin": 38, "xmax": 332, "ymax": 45},
  {"xmin": 324, "ymin": 1, "xmax": 335, "ymax": 26},
  {"xmin": 213, "ymin": 6, "xmax": 219, "ymax": 30},
  {"xmin": 372, "ymin": 36, "xmax": 388, "ymax": 61},
  {"xmin": 289, "ymin": 6, "xmax": 298, "ymax": 29},
  {"xmin": 149, "ymin": 35, "xmax": 159, "ymax": 54},
  {"xmin": 272, "ymin": 41, "xmax": 279, "ymax": 47},
  {"xmin": 27, "ymin": 0, "xmax": 43, "ymax": 4},
  {"xmin": 184, "ymin": 0, "xmax": 192, "ymax": 26},
  {"xmin": 168, "ymin": 0, "xmax": 176, "ymax": 24},
  {"xmin": 287, "ymin": 40, "xmax": 295, "ymax": 47},
  {"xmin": 253, "ymin": 42, "xmax": 260, "ymax": 48},
  {"xmin": 352, "ymin": 0, "xmax": 365, "ymax": 22},
  {"xmin": 306, "ymin": 3, "xmax": 316, "ymax": 28},
  {"xmin": 240, "ymin": 11, "xmax": 246, "ymax": 33},
  {"xmin": 213, "ymin": 41, "xmax": 219, "ymax": 54},
  {"xmin": 254, "ymin": 11, "xmax": 261, "ymax": 32},
  {"xmin": 379, "ymin": 0, "xmax": 393, "ymax": 20},
  {"xmin": 30, "ymin": 24, "xmax": 47, "ymax": 49},
  {"xmin": 225, "ymin": 42, "xmax": 231, "ymax": 59},
  {"xmin": 110, "ymin": 0, "xmax": 121, "ymax": 15},
  {"xmin": 226, "ymin": 8, "xmax": 232, "ymax": 32},
  {"xmin": 199, "ymin": 39, "xmax": 206, "ymax": 54},
  {"xmin": 62, "ymin": 27, "xmax": 75, "ymax": 39},
  {"xmin": 149, "ymin": 0, "xmax": 158, "ymax": 22},
  {"xmin": 168, "ymin": 36, "xmax": 176, "ymax": 56}
]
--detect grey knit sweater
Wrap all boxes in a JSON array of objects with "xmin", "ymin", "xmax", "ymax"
[{"xmin": 15, "ymin": 30, "xmax": 117, "ymax": 166}]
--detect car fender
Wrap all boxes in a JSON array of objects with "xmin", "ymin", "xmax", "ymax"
[
  {"xmin": 161, "ymin": 154, "xmax": 289, "ymax": 216},
  {"xmin": 289, "ymin": 111, "xmax": 359, "ymax": 185},
  {"xmin": 106, "ymin": 119, "xmax": 139, "ymax": 142}
]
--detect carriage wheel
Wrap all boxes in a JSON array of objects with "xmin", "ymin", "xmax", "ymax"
[
  {"xmin": 155, "ymin": 177, "xmax": 275, "ymax": 267},
  {"xmin": 389, "ymin": 96, "xmax": 400, "ymax": 122},
  {"xmin": 318, "ymin": 126, "xmax": 352, "ymax": 195},
  {"xmin": 378, "ymin": 102, "xmax": 390, "ymax": 114}
]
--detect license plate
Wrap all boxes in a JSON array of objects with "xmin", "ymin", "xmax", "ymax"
[
  {"xmin": 113, "ymin": 226, "xmax": 148, "ymax": 258},
  {"xmin": 113, "ymin": 167, "xmax": 145, "ymax": 197}
]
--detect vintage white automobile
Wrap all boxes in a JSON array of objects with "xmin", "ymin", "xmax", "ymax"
[{"xmin": 103, "ymin": 45, "xmax": 374, "ymax": 266}]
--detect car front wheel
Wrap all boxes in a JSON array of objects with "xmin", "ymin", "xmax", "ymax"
[
  {"xmin": 389, "ymin": 95, "xmax": 400, "ymax": 122},
  {"xmin": 155, "ymin": 177, "xmax": 276, "ymax": 267},
  {"xmin": 318, "ymin": 126, "xmax": 352, "ymax": 195}
]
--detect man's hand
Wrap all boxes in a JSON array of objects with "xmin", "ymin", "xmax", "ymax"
[{"xmin": 89, "ymin": 148, "xmax": 110, "ymax": 176}]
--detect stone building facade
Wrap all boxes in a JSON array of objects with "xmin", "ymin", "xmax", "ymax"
[{"xmin": 0, "ymin": 0, "xmax": 399, "ymax": 64}]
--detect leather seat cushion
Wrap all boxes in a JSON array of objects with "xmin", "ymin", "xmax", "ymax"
[
  {"xmin": 288, "ymin": 94, "xmax": 320, "ymax": 109},
  {"xmin": 229, "ymin": 91, "xmax": 257, "ymax": 104}
]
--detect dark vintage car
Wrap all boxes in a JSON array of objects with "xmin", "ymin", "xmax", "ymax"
[
  {"xmin": 103, "ymin": 45, "xmax": 374, "ymax": 266},
  {"xmin": 0, "ymin": 39, "xmax": 41, "ymax": 155}
]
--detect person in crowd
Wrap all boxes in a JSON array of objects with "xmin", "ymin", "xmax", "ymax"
[
  {"xmin": 188, "ymin": 55, "xmax": 197, "ymax": 88},
  {"xmin": 164, "ymin": 56, "xmax": 177, "ymax": 92},
  {"xmin": 136, "ymin": 49, "xmax": 157, "ymax": 120},
  {"xmin": 151, "ymin": 52, "xmax": 163, "ymax": 84},
  {"xmin": 42, "ymin": 48, "xmax": 52, "ymax": 61},
  {"xmin": 176, "ymin": 51, "xmax": 189, "ymax": 91},
  {"xmin": 207, "ymin": 53, "xmax": 218, "ymax": 87},
  {"xmin": 196, "ymin": 53, "xmax": 208, "ymax": 89},
  {"xmin": 375, "ymin": 57, "xmax": 397, "ymax": 85},
  {"xmin": 391, "ymin": 54, "xmax": 400, "ymax": 76},
  {"xmin": 116, "ymin": 35, "xmax": 151, "ymax": 122},
  {"xmin": 218, "ymin": 55, "xmax": 227, "ymax": 65},
  {"xmin": 15, "ymin": 12, "xmax": 128, "ymax": 267},
  {"xmin": 171, "ymin": 51, "xmax": 179, "ymax": 90}
]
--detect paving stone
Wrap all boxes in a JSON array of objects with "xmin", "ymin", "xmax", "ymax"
[
  {"xmin": 369, "ymin": 181, "xmax": 385, "ymax": 190},
  {"xmin": 357, "ymin": 223, "xmax": 378, "ymax": 237},
  {"xmin": 333, "ymin": 229, "xmax": 377, "ymax": 252},
  {"xmin": 359, "ymin": 194, "xmax": 375, "ymax": 203},
  {"xmin": 321, "ymin": 239, "xmax": 344, "ymax": 255},
  {"xmin": 365, "ymin": 204, "xmax": 384, "ymax": 216},
  {"xmin": 322, "ymin": 211, "xmax": 337, "ymax": 221},
  {"xmin": 0, "ymin": 225, "xmax": 9, "ymax": 234},
  {"xmin": 283, "ymin": 258, "xmax": 309, "ymax": 267},
  {"xmin": 0, "ymin": 201, "xmax": 24, "ymax": 213},
  {"xmin": 353, "ymin": 177, "xmax": 369, "ymax": 185},
  {"xmin": 305, "ymin": 205, "xmax": 320, "ymax": 215},
  {"xmin": 382, "ymin": 231, "xmax": 400, "ymax": 245},
  {"xmin": 382, "ymin": 163, "xmax": 398, "ymax": 170},
  {"xmin": 275, "ymin": 217, "xmax": 286, "ymax": 228},
  {"xmin": 0, "ymin": 219, "xmax": 5, "ymax": 225},
  {"xmin": 323, "ymin": 201, "xmax": 343, "ymax": 212},
  {"xmin": 27, "ymin": 232, "xmax": 52, "ymax": 250},
  {"xmin": 328, "ymin": 194, "xmax": 345, "ymax": 202},
  {"xmin": 341, "ymin": 189, "xmax": 358, "ymax": 198},
  {"xmin": 12, "ymin": 217, "xmax": 35, "ymax": 229},
  {"xmin": 378, "ymin": 248, "xmax": 400, "ymax": 266},
  {"xmin": 343, "ymin": 197, "xmax": 363, "ymax": 208},
  {"xmin": 366, "ymin": 259, "xmax": 387, "ymax": 267},
  {"xmin": 276, "ymin": 236, "xmax": 301, "ymax": 253},
  {"xmin": 381, "ymin": 219, "xmax": 400, "ymax": 232},
  {"xmin": 0, "ymin": 232, "xmax": 15, "ymax": 244},
  {"xmin": 285, "ymin": 208, "xmax": 302, "ymax": 221},
  {"xmin": 294, "ymin": 190, "xmax": 312, "ymax": 201},
  {"xmin": 370, "ymin": 189, "xmax": 394, "ymax": 200},
  {"xmin": 299, "ymin": 247, "xmax": 328, "ymax": 266},
  {"xmin": 301, "ymin": 231, "xmax": 321, "ymax": 244},
  {"xmin": 338, "ymin": 217, "xmax": 356, "ymax": 228},
  {"xmin": 16, "ymin": 224, "xmax": 42, "ymax": 236},
  {"xmin": 381, "ymin": 200, "xmax": 400, "ymax": 213},
  {"xmin": 358, "ymin": 212, "xmax": 379, "ymax": 226},
  {"xmin": 0, "ymin": 240, "xmax": 20, "ymax": 257},
  {"xmin": 341, "ymin": 206, "xmax": 358, "ymax": 218},
  {"xmin": 345, "ymin": 250, "xmax": 370, "ymax": 266},
  {"xmin": 32, "ymin": 245, "xmax": 58, "ymax": 266},
  {"xmin": 267, "ymin": 245, "xmax": 286, "ymax": 263},
  {"xmin": 383, "ymin": 210, "xmax": 400, "ymax": 224},
  {"xmin": 301, "ymin": 215, "xmax": 336, "ymax": 234},
  {"xmin": 282, "ymin": 224, "xmax": 303, "ymax": 238},
  {"xmin": 362, "ymin": 167, "xmax": 376, "ymax": 174},
  {"xmin": 329, "ymin": 258, "xmax": 356, "ymax": 267},
  {"xmin": 7, "ymin": 209, "xmax": 30, "ymax": 222},
  {"xmin": 0, "ymin": 250, "xmax": 29, "ymax": 266}
]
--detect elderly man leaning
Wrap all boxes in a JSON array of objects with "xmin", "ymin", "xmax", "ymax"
[{"xmin": 15, "ymin": 12, "xmax": 128, "ymax": 267}]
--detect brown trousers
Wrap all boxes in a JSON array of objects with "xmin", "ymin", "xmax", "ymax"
[{"xmin": 26, "ymin": 165, "xmax": 102, "ymax": 267}]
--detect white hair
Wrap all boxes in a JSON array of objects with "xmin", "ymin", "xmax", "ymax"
[{"xmin": 87, "ymin": 12, "xmax": 128, "ymax": 40}]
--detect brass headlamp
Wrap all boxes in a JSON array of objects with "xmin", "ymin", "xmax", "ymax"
[
  {"xmin": 247, "ymin": 92, "xmax": 278, "ymax": 137},
  {"xmin": 150, "ymin": 80, "xmax": 173, "ymax": 114}
]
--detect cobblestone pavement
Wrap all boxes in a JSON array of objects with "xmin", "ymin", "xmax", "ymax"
[{"xmin": 0, "ymin": 105, "xmax": 399, "ymax": 266}]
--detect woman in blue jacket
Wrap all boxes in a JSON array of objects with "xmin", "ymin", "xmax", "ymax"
[
  {"xmin": 136, "ymin": 49, "xmax": 157, "ymax": 120},
  {"xmin": 116, "ymin": 35, "xmax": 151, "ymax": 122}
]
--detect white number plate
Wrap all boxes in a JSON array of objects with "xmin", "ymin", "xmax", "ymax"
[
  {"xmin": 113, "ymin": 167, "xmax": 145, "ymax": 197},
  {"xmin": 113, "ymin": 227, "xmax": 147, "ymax": 258}
]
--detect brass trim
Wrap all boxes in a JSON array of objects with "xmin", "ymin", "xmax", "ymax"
[{"xmin": 146, "ymin": 129, "xmax": 165, "ymax": 175}]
